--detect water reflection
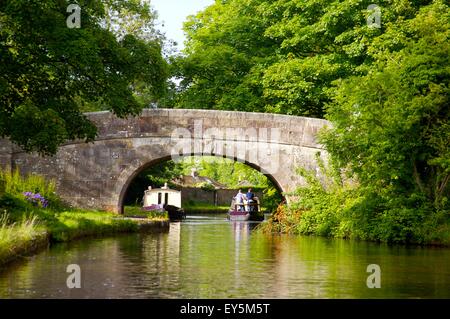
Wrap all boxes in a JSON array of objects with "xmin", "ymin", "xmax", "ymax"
[{"xmin": 0, "ymin": 214, "xmax": 449, "ymax": 298}]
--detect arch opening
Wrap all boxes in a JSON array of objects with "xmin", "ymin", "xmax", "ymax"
[{"xmin": 117, "ymin": 154, "xmax": 285, "ymax": 215}]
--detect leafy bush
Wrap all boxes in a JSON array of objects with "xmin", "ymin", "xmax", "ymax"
[
  {"xmin": 197, "ymin": 182, "xmax": 216, "ymax": 192},
  {"xmin": 0, "ymin": 193, "xmax": 29, "ymax": 211},
  {"xmin": 260, "ymin": 154, "xmax": 450, "ymax": 244}
]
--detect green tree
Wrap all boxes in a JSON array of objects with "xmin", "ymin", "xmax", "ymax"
[
  {"xmin": 280, "ymin": 0, "xmax": 450, "ymax": 243},
  {"xmin": 191, "ymin": 156, "xmax": 269, "ymax": 188},
  {"xmin": 261, "ymin": 1, "xmax": 449, "ymax": 243},
  {"xmin": 173, "ymin": 0, "xmax": 432, "ymax": 117},
  {"xmin": 172, "ymin": 0, "xmax": 278, "ymax": 112},
  {"xmin": 0, "ymin": 0, "xmax": 168, "ymax": 155},
  {"xmin": 323, "ymin": 0, "xmax": 449, "ymax": 210}
]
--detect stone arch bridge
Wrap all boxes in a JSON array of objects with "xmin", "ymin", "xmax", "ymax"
[{"xmin": 0, "ymin": 109, "xmax": 329, "ymax": 213}]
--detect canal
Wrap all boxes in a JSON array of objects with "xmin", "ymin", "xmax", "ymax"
[{"xmin": 0, "ymin": 214, "xmax": 449, "ymax": 298}]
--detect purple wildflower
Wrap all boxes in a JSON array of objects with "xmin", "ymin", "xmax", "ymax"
[{"xmin": 23, "ymin": 191, "xmax": 49, "ymax": 208}]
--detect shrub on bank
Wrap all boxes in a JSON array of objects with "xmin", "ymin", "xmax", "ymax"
[
  {"xmin": 259, "ymin": 160, "xmax": 450, "ymax": 245},
  {"xmin": 0, "ymin": 170, "xmax": 62, "ymax": 209}
]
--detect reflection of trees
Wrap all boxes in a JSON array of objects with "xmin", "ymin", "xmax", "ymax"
[
  {"xmin": 0, "ymin": 238, "xmax": 130, "ymax": 298},
  {"xmin": 1, "ymin": 223, "xmax": 450, "ymax": 298},
  {"xmin": 263, "ymin": 236, "xmax": 450, "ymax": 298},
  {"xmin": 267, "ymin": 236, "xmax": 364, "ymax": 298},
  {"xmin": 139, "ymin": 222, "xmax": 182, "ymax": 297},
  {"xmin": 176, "ymin": 220, "xmax": 279, "ymax": 298}
]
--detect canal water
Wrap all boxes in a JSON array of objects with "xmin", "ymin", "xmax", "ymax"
[{"xmin": 0, "ymin": 214, "xmax": 449, "ymax": 298}]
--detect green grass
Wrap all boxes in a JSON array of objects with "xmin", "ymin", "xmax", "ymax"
[
  {"xmin": 47, "ymin": 210, "xmax": 140, "ymax": 242},
  {"xmin": 123, "ymin": 205, "xmax": 168, "ymax": 220},
  {"xmin": 0, "ymin": 208, "xmax": 141, "ymax": 265},
  {"xmin": 183, "ymin": 201, "xmax": 229, "ymax": 214},
  {"xmin": 0, "ymin": 169, "xmax": 168, "ymax": 266},
  {"xmin": 0, "ymin": 215, "xmax": 48, "ymax": 265}
]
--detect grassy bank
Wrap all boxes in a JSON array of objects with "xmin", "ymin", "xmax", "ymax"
[
  {"xmin": 0, "ymin": 209, "xmax": 141, "ymax": 267},
  {"xmin": 182, "ymin": 202, "xmax": 229, "ymax": 214},
  {"xmin": 124, "ymin": 205, "xmax": 168, "ymax": 220},
  {"xmin": 0, "ymin": 216, "xmax": 48, "ymax": 266},
  {"xmin": 0, "ymin": 170, "xmax": 167, "ymax": 267},
  {"xmin": 45, "ymin": 210, "xmax": 139, "ymax": 242}
]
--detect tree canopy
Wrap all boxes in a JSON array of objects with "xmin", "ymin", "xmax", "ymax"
[
  {"xmin": 0, "ymin": 0, "xmax": 168, "ymax": 155},
  {"xmin": 322, "ymin": 1, "xmax": 450, "ymax": 210},
  {"xmin": 172, "ymin": 0, "xmax": 435, "ymax": 117}
]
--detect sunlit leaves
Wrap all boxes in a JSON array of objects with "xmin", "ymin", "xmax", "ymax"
[
  {"xmin": 174, "ymin": 0, "xmax": 435, "ymax": 117},
  {"xmin": 322, "ymin": 1, "xmax": 450, "ymax": 207},
  {"xmin": 0, "ymin": 0, "xmax": 168, "ymax": 155}
]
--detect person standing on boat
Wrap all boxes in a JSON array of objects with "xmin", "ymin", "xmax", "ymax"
[
  {"xmin": 234, "ymin": 189, "xmax": 246, "ymax": 211},
  {"xmin": 246, "ymin": 188, "xmax": 255, "ymax": 212}
]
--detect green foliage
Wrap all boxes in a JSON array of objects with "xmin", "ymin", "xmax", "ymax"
[
  {"xmin": 0, "ymin": 193, "xmax": 29, "ymax": 211},
  {"xmin": 261, "ymin": 153, "xmax": 450, "ymax": 244},
  {"xmin": 185, "ymin": 156, "xmax": 270, "ymax": 188},
  {"xmin": 144, "ymin": 160, "xmax": 184, "ymax": 188},
  {"xmin": 172, "ymin": 0, "xmax": 273, "ymax": 112},
  {"xmin": 173, "ymin": 0, "xmax": 433, "ymax": 117},
  {"xmin": 123, "ymin": 205, "xmax": 168, "ymax": 220},
  {"xmin": 0, "ymin": 214, "xmax": 46, "ymax": 266},
  {"xmin": 197, "ymin": 182, "xmax": 216, "ymax": 192},
  {"xmin": 0, "ymin": 169, "xmax": 62, "ymax": 210},
  {"xmin": 0, "ymin": 0, "xmax": 168, "ymax": 155},
  {"xmin": 260, "ymin": 1, "xmax": 450, "ymax": 245},
  {"xmin": 322, "ymin": 1, "xmax": 450, "ymax": 210}
]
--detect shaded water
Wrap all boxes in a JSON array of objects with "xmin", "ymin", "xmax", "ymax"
[{"xmin": 0, "ymin": 214, "xmax": 449, "ymax": 298}]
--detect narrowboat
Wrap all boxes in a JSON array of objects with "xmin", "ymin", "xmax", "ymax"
[
  {"xmin": 227, "ymin": 197, "xmax": 263, "ymax": 221},
  {"xmin": 143, "ymin": 184, "xmax": 186, "ymax": 221}
]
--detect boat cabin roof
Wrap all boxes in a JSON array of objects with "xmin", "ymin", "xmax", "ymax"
[
  {"xmin": 144, "ymin": 184, "xmax": 180, "ymax": 194},
  {"xmin": 145, "ymin": 188, "xmax": 180, "ymax": 194}
]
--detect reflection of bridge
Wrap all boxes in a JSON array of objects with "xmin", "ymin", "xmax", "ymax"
[{"xmin": 0, "ymin": 109, "xmax": 328, "ymax": 213}]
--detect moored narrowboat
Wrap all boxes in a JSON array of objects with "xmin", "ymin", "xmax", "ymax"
[{"xmin": 143, "ymin": 184, "xmax": 186, "ymax": 221}]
